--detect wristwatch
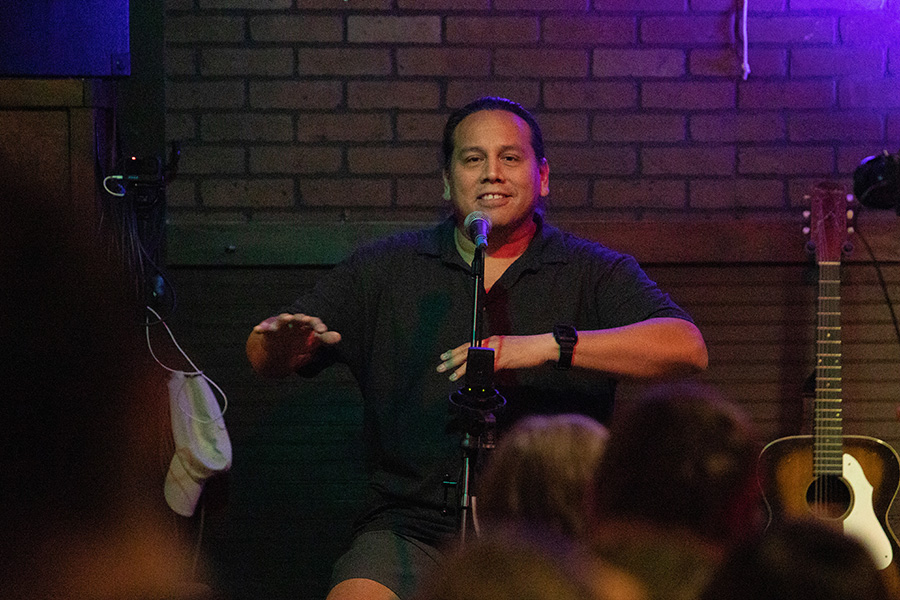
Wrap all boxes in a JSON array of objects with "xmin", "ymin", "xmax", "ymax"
[{"xmin": 553, "ymin": 324, "xmax": 578, "ymax": 370}]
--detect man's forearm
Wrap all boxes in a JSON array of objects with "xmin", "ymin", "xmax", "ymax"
[{"xmin": 569, "ymin": 318, "xmax": 708, "ymax": 378}]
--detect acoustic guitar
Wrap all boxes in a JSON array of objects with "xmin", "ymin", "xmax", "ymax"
[{"xmin": 758, "ymin": 180, "xmax": 900, "ymax": 590}]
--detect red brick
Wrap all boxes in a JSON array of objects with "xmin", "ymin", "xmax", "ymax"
[
  {"xmin": 180, "ymin": 145, "xmax": 246, "ymax": 175},
  {"xmin": 165, "ymin": 179, "xmax": 197, "ymax": 208},
  {"xmin": 643, "ymin": 147, "xmax": 735, "ymax": 176},
  {"xmin": 202, "ymin": 178, "xmax": 294, "ymax": 208},
  {"xmin": 888, "ymin": 113, "xmax": 900, "ymax": 144},
  {"xmin": 791, "ymin": 48, "xmax": 884, "ymax": 77},
  {"xmin": 690, "ymin": 113, "xmax": 785, "ymax": 142},
  {"xmin": 739, "ymin": 80, "xmax": 834, "ymax": 110},
  {"xmin": 543, "ymin": 81, "xmax": 636, "ymax": 109},
  {"xmin": 168, "ymin": 82, "xmax": 246, "ymax": 109},
  {"xmin": 397, "ymin": 113, "xmax": 448, "ymax": 142},
  {"xmin": 166, "ymin": 16, "xmax": 245, "ymax": 44},
  {"xmin": 641, "ymin": 16, "xmax": 734, "ymax": 44},
  {"xmin": 347, "ymin": 16, "xmax": 441, "ymax": 44},
  {"xmin": 594, "ymin": 0, "xmax": 685, "ymax": 11},
  {"xmin": 738, "ymin": 147, "xmax": 834, "ymax": 175},
  {"xmin": 593, "ymin": 179, "xmax": 686, "ymax": 210},
  {"xmin": 166, "ymin": 113, "xmax": 197, "ymax": 142},
  {"xmin": 298, "ymin": 49, "xmax": 392, "ymax": 76},
  {"xmin": 300, "ymin": 178, "xmax": 393, "ymax": 207},
  {"xmin": 396, "ymin": 177, "xmax": 445, "ymax": 207},
  {"xmin": 495, "ymin": 49, "xmax": 589, "ymax": 78},
  {"xmin": 294, "ymin": 0, "xmax": 390, "ymax": 8},
  {"xmin": 348, "ymin": 82, "xmax": 440, "ymax": 109},
  {"xmin": 348, "ymin": 146, "xmax": 441, "ymax": 175},
  {"xmin": 249, "ymin": 81, "xmax": 342, "ymax": 110},
  {"xmin": 593, "ymin": 114, "xmax": 686, "ymax": 143},
  {"xmin": 841, "ymin": 15, "xmax": 900, "ymax": 45},
  {"xmin": 747, "ymin": 16, "xmax": 835, "ymax": 44},
  {"xmin": 593, "ymin": 49, "xmax": 685, "ymax": 77},
  {"xmin": 201, "ymin": 48, "xmax": 293, "ymax": 77},
  {"xmin": 690, "ymin": 0, "xmax": 784, "ymax": 9},
  {"xmin": 397, "ymin": 48, "xmax": 492, "ymax": 77},
  {"xmin": 791, "ymin": 0, "xmax": 881, "ymax": 9},
  {"xmin": 540, "ymin": 112, "xmax": 591, "ymax": 143},
  {"xmin": 398, "ymin": 0, "xmax": 488, "ymax": 7},
  {"xmin": 789, "ymin": 112, "xmax": 883, "ymax": 143},
  {"xmin": 250, "ymin": 146, "xmax": 342, "ymax": 174},
  {"xmin": 297, "ymin": 113, "xmax": 392, "ymax": 143},
  {"xmin": 250, "ymin": 15, "xmax": 343, "ymax": 42},
  {"xmin": 546, "ymin": 178, "xmax": 591, "ymax": 208},
  {"xmin": 200, "ymin": 0, "xmax": 289, "ymax": 7},
  {"xmin": 690, "ymin": 179, "xmax": 785, "ymax": 209},
  {"xmin": 643, "ymin": 82, "xmax": 735, "ymax": 110},
  {"xmin": 839, "ymin": 79, "xmax": 900, "ymax": 109},
  {"xmin": 445, "ymin": 17, "xmax": 539, "ymax": 45},
  {"xmin": 547, "ymin": 146, "xmax": 636, "ymax": 176},
  {"xmin": 542, "ymin": 16, "xmax": 635, "ymax": 46},
  {"xmin": 446, "ymin": 80, "xmax": 540, "ymax": 108},
  {"xmin": 202, "ymin": 113, "xmax": 293, "ymax": 141},
  {"xmin": 690, "ymin": 49, "xmax": 786, "ymax": 78},
  {"xmin": 166, "ymin": 48, "xmax": 196, "ymax": 77},
  {"xmin": 199, "ymin": 0, "xmax": 293, "ymax": 10},
  {"xmin": 494, "ymin": 0, "xmax": 588, "ymax": 9}
]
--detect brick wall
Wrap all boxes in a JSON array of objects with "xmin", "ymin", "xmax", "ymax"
[
  {"xmin": 157, "ymin": 3, "xmax": 900, "ymax": 598},
  {"xmin": 164, "ymin": 0, "xmax": 900, "ymax": 222}
]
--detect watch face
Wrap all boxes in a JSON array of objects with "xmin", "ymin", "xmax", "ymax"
[{"xmin": 554, "ymin": 324, "xmax": 577, "ymax": 343}]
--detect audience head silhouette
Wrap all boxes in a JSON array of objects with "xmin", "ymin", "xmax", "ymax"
[
  {"xmin": 593, "ymin": 382, "xmax": 762, "ymax": 547},
  {"xmin": 477, "ymin": 413, "xmax": 609, "ymax": 538}
]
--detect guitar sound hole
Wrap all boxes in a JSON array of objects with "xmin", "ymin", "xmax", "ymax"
[{"xmin": 805, "ymin": 475, "xmax": 851, "ymax": 520}]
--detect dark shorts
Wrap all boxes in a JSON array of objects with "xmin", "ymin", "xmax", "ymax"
[{"xmin": 330, "ymin": 530, "xmax": 446, "ymax": 599}]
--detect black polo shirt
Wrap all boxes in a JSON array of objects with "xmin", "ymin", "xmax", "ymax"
[{"xmin": 289, "ymin": 213, "xmax": 692, "ymax": 545}]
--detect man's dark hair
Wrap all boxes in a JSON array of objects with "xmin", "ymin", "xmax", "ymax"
[{"xmin": 442, "ymin": 96, "xmax": 545, "ymax": 172}]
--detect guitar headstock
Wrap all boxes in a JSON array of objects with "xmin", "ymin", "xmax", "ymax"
[{"xmin": 802, "ymin": 181, "xmax": 856, "ymax": 262}]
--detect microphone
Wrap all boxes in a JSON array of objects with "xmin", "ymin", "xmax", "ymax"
[{"xmin": 464, "ymin": 211, "xmax": 492, "ymax": 249}]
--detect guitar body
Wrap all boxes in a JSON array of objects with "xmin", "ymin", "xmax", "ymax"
[{"xmin": 760, "ymin": 434, "xmax": 900, "ymax": 594}]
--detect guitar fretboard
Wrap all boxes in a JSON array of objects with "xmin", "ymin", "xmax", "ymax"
[{"xmin": 815, "ymin": 260, "xmax": 843, "ymax": 475}]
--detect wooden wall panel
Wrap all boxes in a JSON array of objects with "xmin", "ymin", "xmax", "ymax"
[{"xmin": 163, "ymin": 256, "xmax": 900, "ymax": 599}]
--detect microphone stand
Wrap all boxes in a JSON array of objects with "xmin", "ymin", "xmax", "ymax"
[{"xmin": 448, "ymin": 242, "xmax": 506, "ymax": 547}]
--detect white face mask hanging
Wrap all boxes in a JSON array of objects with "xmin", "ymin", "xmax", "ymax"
[
  {"xmin": 164, "ymin": 370, "xmax": 232, "ymax": 517},
  {"xmin": 145, "ymin": 305, "xmax": 232, "ymax": 517}
]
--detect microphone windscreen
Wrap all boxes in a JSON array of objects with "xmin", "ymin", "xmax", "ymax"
[{"xmin": 464, "ymin": 210, "xmax": 491, "ymax": 231}]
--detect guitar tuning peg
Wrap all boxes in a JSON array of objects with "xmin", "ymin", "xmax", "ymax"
[
  {"xmin": 803, "ymin": 194, "xmax": 811, "ymax": 201},
  {"xmin": 802, "ymin": 226, "xmax": 811, "ymax": 235},
  {"xmin": 848, "ymin": 226, "xmax": 855, "ymax": 234},
  {"xmin": 846, "ymin": 194, "xmax": 854, "ymax": 202},
  {"xmin": 847, "ymin": 209, "xmax": 854, "ymax": 220},
  {"xmin": 802, "ymin": 210, "xmax": 811, "ymax": 219}
]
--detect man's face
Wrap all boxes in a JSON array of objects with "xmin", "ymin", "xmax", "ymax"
[{"xmin": 444, "ymin": 110, "xmax": 549, "ymax": 237}]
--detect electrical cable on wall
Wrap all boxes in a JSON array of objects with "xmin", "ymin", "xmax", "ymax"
[
  {"xmin": 741, "ymin": 0, "xmax": 751, "ymax": 80},
  {"xmin": 145, "ymin": 304, "xmax": 229, "ymax": 419},
  {"xmin": 854, "ymin": 226, "xmax": 900, "ymax": 349}
]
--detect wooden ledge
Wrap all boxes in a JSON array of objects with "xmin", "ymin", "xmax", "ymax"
[{"xmin": 165, "ymin": 215, "xmax": 900, "ymax": 267}]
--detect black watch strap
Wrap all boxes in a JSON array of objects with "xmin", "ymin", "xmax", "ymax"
[{"xmin": 553, "ymin": 324, "xmax": 577, "ymax": 370}]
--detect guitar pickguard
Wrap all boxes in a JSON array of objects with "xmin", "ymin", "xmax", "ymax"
[{"xmin": 843, "ymin": 452, "xmax": 893, "ymax": 569}]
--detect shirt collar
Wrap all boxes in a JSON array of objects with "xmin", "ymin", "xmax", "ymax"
[{"xmin": 418, "ymin": 212, "xmax": 571, "ymax": 269}]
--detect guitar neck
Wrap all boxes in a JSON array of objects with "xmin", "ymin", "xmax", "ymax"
[{"xmin": 815, "ymin": 260, "xmax": 843, "ymax": 475}]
